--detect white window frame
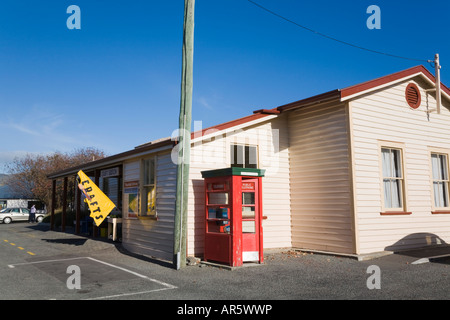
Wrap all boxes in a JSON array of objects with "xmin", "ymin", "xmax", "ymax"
[
  {"xmin": 430, "ymin": 151, "xmax": 450, "ymax": 210},
  {"xmin": 230, "ymin": 144, "xmax": 258, "ymax": 169},
  {"xmin": 140, "ymin": 157, "xmax": 157, "ymax": 217},
  {"xmin": 379, "ymin": 143, "xmax": 407, "ymax": 213}
]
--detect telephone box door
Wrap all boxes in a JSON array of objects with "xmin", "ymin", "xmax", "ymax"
[{"xmin": 241, "ymin": 178, "xmax": 262, "ymax": 262}]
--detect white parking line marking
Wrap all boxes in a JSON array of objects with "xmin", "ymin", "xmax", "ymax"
[
  {"xmin": 86, "ymin": 257, "xmax": 177, "ymax": 289},
  {"xmin": 86, "ymin": 286, "xmax": 175, "ymax": 300},
  {"xmin": 411, "ymin": 254, "xmax": 450, "ymax": 265},
  {"xmin": 7, "ymin": 256, "xmax": 177, "ymax": 299},
  {"xmin": 8, "ymin": 257, "xmax": 86, "ymax": 268},
  {"xmin": 411, "ymin": 258, "xmax": 429, "ymax": 265}
]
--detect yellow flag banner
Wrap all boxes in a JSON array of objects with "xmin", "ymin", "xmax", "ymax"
[{"xmin": 77, "ymin": 170, "xmax": 116, "ymax": 227}]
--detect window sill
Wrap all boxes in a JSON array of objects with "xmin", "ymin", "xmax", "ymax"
[
  {"xmin": 137, "ymin": 215, "xmax": 158, "ymax": 221},
  {"xmin": 432, "ymin": 210, "xmax": 450, "ymax": 214},
  {"xmin": 380, "ymin": 211, "xmax": 412, "ymax": 216}
]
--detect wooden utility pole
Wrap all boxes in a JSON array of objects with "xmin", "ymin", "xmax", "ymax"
[
  {"xmin": 427, "ymin": 54, "xmax": 442, "ymax": 115},
  {"xmin": 173, "ymin": 0, "xmax": 195, "ymax": 270},
  {"xmin": 434, "ymin": 54, "xmax": 442, "ymax": 114}
]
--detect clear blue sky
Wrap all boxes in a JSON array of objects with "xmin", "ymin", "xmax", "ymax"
[{"xmin": 1, "ymin": 0, "xmax": 449, "ymax": 173}]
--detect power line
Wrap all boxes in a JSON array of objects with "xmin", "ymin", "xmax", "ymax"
[{"xmin": 246, "ymin": 0, "xmax": 430, "ymax": 63}]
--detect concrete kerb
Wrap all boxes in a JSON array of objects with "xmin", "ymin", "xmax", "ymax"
[
  {"xmin": 288, "ymin": 247, "xmax": 394, "ymax": 261},
  {"xmin": 199, "ymin": 260, "xmax": 264, "ymax": 271},
  {"xmin": 195, "ymin": 247, "xmax": 388, "ymax": 270},
  {"xmin": 288, "ymin": 245, "xmax": 450, "ymax": 262}
]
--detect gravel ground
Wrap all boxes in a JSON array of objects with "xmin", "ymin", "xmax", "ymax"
[{"xmin": 1, "ymin": 222, "xmax": 449, "ymax": 302}]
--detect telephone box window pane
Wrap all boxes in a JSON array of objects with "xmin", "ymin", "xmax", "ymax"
[
  {"xmin": 242, "ymin": 192, "xmax": 255, "ymax": 205},
  {"xmin": 208, "ymin": 192, "xmax": 229, "ymax": 205},
  {"xmin": 208, "ymin": 208, "xmax": 216, "ymax": 219},
  {"xmin": 242, "ymin": 220, "xmax": 255, "ymax": 233},
  {"xmin": 242, "ymin": 206, "xmax": 255, "ymax": 219}
]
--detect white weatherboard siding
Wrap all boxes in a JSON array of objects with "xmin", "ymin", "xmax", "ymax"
[
  {"xmin": 121, "ymin": 152, "xmax": 176, "ymax": 261},
  {"xmin": 288, "ymin": 102, "xmax": 354, "ymax": 254},
  {"xmin": 350, "ymin": 78, "xmax": 450, "ymax": 254},
  {"xmin": 187, "ymin": 116, "xmax": 291, "ymax": 257}
]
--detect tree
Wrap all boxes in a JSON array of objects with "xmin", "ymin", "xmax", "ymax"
[{"xmin": 4, "ymin": 147, "xmax": 106, "ymax": 210}]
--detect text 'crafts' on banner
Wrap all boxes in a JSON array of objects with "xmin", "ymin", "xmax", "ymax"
[{"xmin": 77, "ymin": 170, "xmax": 116, "ymax": 227}]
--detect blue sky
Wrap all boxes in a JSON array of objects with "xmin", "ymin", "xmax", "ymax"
[{"xmin": 1, "ymin": 0, "xmax": 449, "ymax": 173}]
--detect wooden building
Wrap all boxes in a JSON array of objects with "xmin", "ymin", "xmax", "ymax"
[{"xmin": 48, "ymin": 65, "xmax": 450, "ymax": 262}]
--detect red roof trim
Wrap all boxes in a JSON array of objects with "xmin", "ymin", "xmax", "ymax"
[
  {"xmin": 276, "ymin": 90, "xmax": 341, "ymax": 112},
  {"xmin": 253, "ymin": 108, "xmax": 281, "ymax": 114},
  {"xmin": 190, "ymin": 112, "xmax": 273, "ymax": 140},
  {"xmin": 341, "ymin": 65, "xmax": 450, "ymax": 99}
]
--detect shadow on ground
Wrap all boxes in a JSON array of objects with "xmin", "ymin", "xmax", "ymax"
[
  {"xmin": 41, "ymin": 238, "xmax": 88, "ymax": 246},
  {"xmin": 385, "ymin": 233, "xmax": 450, "ymax": 265}
]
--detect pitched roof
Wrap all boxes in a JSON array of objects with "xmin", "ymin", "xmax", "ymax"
[
  {"xmin": 47, "ymin": 137, "xmax": 173, "ymax": 179},
  {"xmin": 48, "ymin": 65, "xmax": 447, "ymax": 179},
  {"xmin": 340, "ymin": 65, "xmax": 450, "ymax": 100},
  {"xmin": 174, "ymin": 65, "xmax": 448, "ymax": 143},
  {"xmin": 276, "ymin": 65, "xmax": 449, "ymax": 112}
]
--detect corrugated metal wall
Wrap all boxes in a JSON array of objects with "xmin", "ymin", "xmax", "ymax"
[
  {"xmin": 121, "ymin": 152, "xmax": 176, "ymax": 261},
  {"xmin": 288, "ymin": 102, "xmax": 354, "ymax": 254}
]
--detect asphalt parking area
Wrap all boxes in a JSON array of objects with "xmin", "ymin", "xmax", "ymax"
[
  {"xmin": 6, "ymin": 255, "xmax": 177, "ymax": 300},
  {"xmin": 1, "ymin": 222, "xmax": 449, "ymax": 300}
]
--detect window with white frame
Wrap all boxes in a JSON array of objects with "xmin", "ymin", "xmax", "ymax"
[
  {"xmin": 141, "ymin": 157, "xmax": 156, "ymax": 216},
  {"xmin": 230, "ymin": 144, "xmax": 258, "ymax": 168},
  {"xmin": 381, "ymin": 147, "xmax": 404, "ymax": 210},
  {"xmin": 431, "ymin": 153, "xmax": 449, "ymax": 209}
]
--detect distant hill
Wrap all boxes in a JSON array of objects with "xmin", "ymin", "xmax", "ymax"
[
  {"xmin": 0, "ymin": 174, "xmax": 8, "ymax": 185},
  {"xmin": 0, "ymin": 174, "xmax": 25, "ymax": 199}
]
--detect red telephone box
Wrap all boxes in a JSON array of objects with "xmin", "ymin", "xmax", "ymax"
[{"xmin": 201, "ymin": 167, "xmax": 265, "ymax": 267}]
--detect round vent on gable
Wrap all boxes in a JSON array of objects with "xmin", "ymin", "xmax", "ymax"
[{"xmin": 405, "ymin": 83, "xmax": 421, "ymax": 109}]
